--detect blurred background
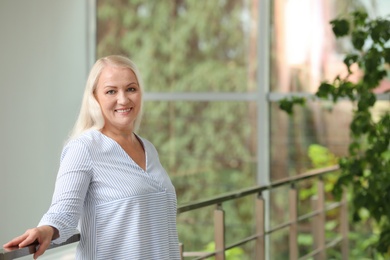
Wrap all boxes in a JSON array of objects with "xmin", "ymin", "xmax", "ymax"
[{"xmin": 1, "ymin": 0, "xmax": 389, "ymax": 259}]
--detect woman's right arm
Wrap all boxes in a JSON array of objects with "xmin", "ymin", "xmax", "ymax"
[
  {"xmin": 3, "ymin": 139, "xmax": 92, "ymax": 258},
  {"xmin": 37, "ymin": 139, "xmax": 92, "ymax": 243}
]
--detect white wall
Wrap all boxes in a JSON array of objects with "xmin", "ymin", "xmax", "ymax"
[{"xmin": 0, "ymin": 0, "xmax": 92, "ymax": 258}]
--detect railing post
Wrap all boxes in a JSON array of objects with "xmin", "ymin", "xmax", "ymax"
[
  {"xmin": 289, "ymin": 184, "xmax": 298, "ymax": 260},
  {"xmin": 214, "ymin": 203, "xmax": 226, "ymax": 260},
  {"xmin": 340, "ymin": 188, "xmax": 349, "ymax": 259},
  {"xmin": 317, "ymin": 177, "xmax": 326, "ymax": 260},
  {"xmin": 179, "ymin": 243, "xmax": 184, "ymax": 260},
  {"xmin": 255, "ymin": 192, "xmax": 265, "ymax": 260},
  {"xmin": 311, "ymin": 196, "xmax": 319, "ymax": 255}
]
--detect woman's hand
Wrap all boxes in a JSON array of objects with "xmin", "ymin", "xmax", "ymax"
[{"xmin": 3, "ymin": 225, "xmax": 58, "ymax": 259}]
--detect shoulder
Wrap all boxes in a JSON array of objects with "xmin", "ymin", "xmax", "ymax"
[
  {"xmin": 66, "ymin": 129, "xmax": 103, "ymax": 148},
  {"xmin": 62, "ymin": 129, "xmax": 103, "ymax": 159}
]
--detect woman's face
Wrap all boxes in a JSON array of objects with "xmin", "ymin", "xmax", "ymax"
[{"xmin": 94, "ymin": 65, "xmax": 142, "ymax": 133}]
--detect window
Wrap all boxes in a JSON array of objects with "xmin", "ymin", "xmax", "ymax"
[{"xmin": 97, "ymin": 0, "xmax": 259, "ymax": 204}]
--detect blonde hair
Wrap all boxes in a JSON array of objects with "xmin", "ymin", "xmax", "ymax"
[{"xmin": 69, "ymin": 55, "xmax": 144, "ymax": 139}]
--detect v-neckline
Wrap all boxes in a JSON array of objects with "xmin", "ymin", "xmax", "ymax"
[{"xmin": 97, "ymin": 130, "xmax": 147, "ymax": 172}]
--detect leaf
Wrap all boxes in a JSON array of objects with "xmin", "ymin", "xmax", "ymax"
[
  {"xmin": 308, "ymin": 144, "xmax": 338, "ymax": 168},
  {"xmin": 352, "ymin": 30, "xmax": 368, "ymax": 50},
  {"xmin": 278, "ymin": 97, "xmax": 306, "ymax": 115},
  {"xmin": 384, "ymin": 48, "xmax": 390, "ymax": 64},
  {"xmin": 348, "ymin": 142, "xmax": 361, "ymax": 155},
  {"xmin": 279, "ymin": 99, "xmax": 294, "ymax": 115},
  {"xmin": 343, "ymin": 54, "xmax": 359, "ymax": 73},
  {"xmin": 316, "ymin": 82, "xmax": 335, "ymax": 99},
  {"xmin": 370, "ymin": 19, "xmax": 390, "ymax": 44},
  {"xmin": 363, "ymin": 47, "xmax": 381, "ymax": 73},
  {"xmin": 352, "ymin": 11, "xmax": 368, "ymax": 27},
  {"xmin": 330, "ymin": 19, "xmax": 350, "ymax": 37}
]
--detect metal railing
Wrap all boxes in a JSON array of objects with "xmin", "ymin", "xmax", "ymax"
[
  {"xmin": 0, "ymin": 234, "xmax": 80, "ymax": 260},
  {"xmin": 0, "ymin": 165, "xmax": 348, "ymax": 260},
  {"xmin": 177, "ymin": 165, "xmax": 348, "ymax": 260}
]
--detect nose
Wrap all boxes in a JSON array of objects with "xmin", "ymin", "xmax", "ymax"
[{"xmin": 117, "ymin": 90, "xmax": 130, "ymax": 104}]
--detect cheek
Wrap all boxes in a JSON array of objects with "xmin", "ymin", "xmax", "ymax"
[
  {"xmin": 96, "ymin": 98, "xmax": 113, "ymax": 113},
  {"xmin": 133, "ymin": 94, "xmax": 142, "ymax": 104}
]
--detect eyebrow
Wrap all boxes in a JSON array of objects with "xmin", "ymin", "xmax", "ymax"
[{"xmin": 103, "ymin": 82, "xmax": 139, "ymax": 89}]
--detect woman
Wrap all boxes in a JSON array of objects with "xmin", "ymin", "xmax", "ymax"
[{"xmin": 3, "ymin": 55, "xmax": 180, "ymax": 259}]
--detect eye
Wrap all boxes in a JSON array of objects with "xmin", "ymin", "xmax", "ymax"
[
  {"xmin": 106, "ymin": 89, "xmax": 116, "ymax": 95},
  {"xmin": 127, "ymin": 87, "xmax": 137, "ymax": 92}
]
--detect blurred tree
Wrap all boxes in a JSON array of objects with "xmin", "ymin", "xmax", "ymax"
[{"xmin": 280, "ymin": 10, "xmax": 390, "ymax": 256}]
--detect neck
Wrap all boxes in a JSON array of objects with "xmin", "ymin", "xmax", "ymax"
[{"xmin": 101, "ymin": 126, "xmax": 134, "ymax": 142}]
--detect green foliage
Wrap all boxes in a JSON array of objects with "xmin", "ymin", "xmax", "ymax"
[
  {"xmin": 299, "ymin": 144, "xmax": 338, "ymax": 201},
  {"xmin": 279, "ymin": 10, "xmax": 390, "ymax": 256},
  {"xmin": 308, "ymin": 144, "xmax": 338, "ymax": 168},
  {"xmin": 279, "ymin": 97, "xmax": 306, "ymax": 115},
  {"xmin": 305, "ymin": 145, "xmax": 384, "ymax": 259},
  {"xmin": 205, "ymin": 242, "xmax": 245, "ymax": 260}
]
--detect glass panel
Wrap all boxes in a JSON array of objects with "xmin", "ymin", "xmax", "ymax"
[
  {"xmin": 298, "ymin": 217, "xmax": 314, "ymax": 258},
  {"xmin": 270, "ymin": 0, "xmax": 340, "ymax": 92},
  {"xmin": 270, "ymin": 98, "xmax": 389, "ymax": 181},
  {"xmin": 97, "ymin": 0, "xmax": 258, "ymax": 92},
  {"xmin": 178, "ymin": 202, "xmax": 256, "ymax": 259},
  {"xmin": 225, "ymin": 196, "xmax": 256, "ymax": 259},
  {"xmin": 270, "ymin": 0, "xmax": 390, "ymax": 93},
  {"xmin": 176, "ymin": 206, "xmax": 214, "ymax": 253},
  {"xmin": 270, "ymin": 100, "xmax": 354, "ymax": 180},
  {"xmin": 269, "ymin": 227, "xmax": 289, "ymax": 259},
  {"xmin": 142, "ymin": 100, "xmax": 257, "ymax": 204}
]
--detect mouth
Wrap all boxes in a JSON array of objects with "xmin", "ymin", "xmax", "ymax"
[{"xmin": 115, "ymin": 108, "xmax": 132, "ymax": 113}]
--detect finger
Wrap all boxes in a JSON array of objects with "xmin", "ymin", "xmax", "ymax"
[
  {"xmin": 33, "ymin": 240, "xmax": 51, "ymax": 259},
  {"xmin": 3, "ymin": 234, "xmax": 29, "ymax": 247},
  {"xmin": 18, "ymin": 233, "xmax": 39, "ymax": 248}
]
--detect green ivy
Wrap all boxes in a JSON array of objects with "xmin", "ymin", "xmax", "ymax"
[{"xmin": 279, "ymin": 11, "xmax": 390, "ymax": 255}]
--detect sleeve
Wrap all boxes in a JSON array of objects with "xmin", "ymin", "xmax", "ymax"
[{"xmin": 38, "ymin": 139, "xmax": 93, "ymax": 244}]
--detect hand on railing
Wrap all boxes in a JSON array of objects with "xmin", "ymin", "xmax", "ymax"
[{"xmin": 3, "ymin": 225, "xmax": 58, "ymax": 259}]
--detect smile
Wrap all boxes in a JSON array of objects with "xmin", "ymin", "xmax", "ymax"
[{"xmin": 115, "ymin": 108, "xmax": 131, "ymax": 113}]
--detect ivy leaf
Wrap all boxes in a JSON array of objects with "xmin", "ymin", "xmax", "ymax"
[
  {"xmin": 279, "ymin": 99, "xmax": 294, "ymax": 115},
  {"xmin": 370, "ymin": 19, "xmax": 390, "ymax": 44},
  {"xmin": 348, "ymin": 141, "xmax": 361, "ymax": 155},
  {"xmin": 316, "ymin": 82, "xmax": 334, "ymax": 99},
  {"xmin": 363, "ymin": 69, "xmax": 387, "ymax": 89},
  {"xmin": 351, "ymin": 112, "xmax": 372, "ymax": 135},
  {"xmin": 332, "ymin": 168, "xmax": 351, "ymax": 200},
  {"xmin": 352, "ymin": 11, "xmax": 368, "ymax": 27},
  {"xmin": 330, "ymin": 19, "xmax": 350, "ymax": 37},
  {"xmin": 384, "ymin": 48, "xmax": 390, "ymax": 64},
  {"xmin": 278, "ymin": 97, "xmax": 306, "ymax": 115},
  {"xmin": 343, "ymin": 54, "xmax": 359, "ymax": 73},
  {"xmin": 363, "ymin": 47, "xmax": 381, "ymax": 73},
  {"xmin": 338, "ymin": 81, "xmax": 355, "ymax": 100},
  {"xmin": 352, "ymin": 30, "xmax": 368, "ymax": 50},
  {"xmin": 358, "ymin": 92, "xmax": 376, "ymax": 111},
  {"xmin": 349, "ymin": 158, "xmax": 364, "ymax": 177}
]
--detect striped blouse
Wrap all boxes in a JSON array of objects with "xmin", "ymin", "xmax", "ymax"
[{"xmin": 38, "ymin": 129, "xmax": 180, "ymax": 259}]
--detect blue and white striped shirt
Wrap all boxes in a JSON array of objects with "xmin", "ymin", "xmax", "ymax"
[{"xmin": 38, "ymin": 129, "xmax": 180, "ymax": 259}]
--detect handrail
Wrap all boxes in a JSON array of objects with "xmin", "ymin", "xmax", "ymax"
[
  {"xmin": 178, "ymin": 165, "xmax": 339, "ymax": 213},
  {"xmin": 180, "ymin": 165, "xmax": 344, "ymax": 260},
  {"xmin": 1, "ymin": 165, "xmax": 340, "ymax": 260},
  {"xmin": 0, "ymin": 233, "xmax": 80, "ymax": 260}
]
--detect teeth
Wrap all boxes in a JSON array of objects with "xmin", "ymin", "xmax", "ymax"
[{"xmin": 116, "ymin": 109, "xmax": 131, "ymax": 112}]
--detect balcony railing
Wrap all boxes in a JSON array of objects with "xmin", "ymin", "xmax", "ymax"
[{"xmin": 1, "ymin": 165, "xmax": 347, "ymax": 260}]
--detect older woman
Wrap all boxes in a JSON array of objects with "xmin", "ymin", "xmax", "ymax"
[{"xmin": 4, "ymin": 55, "xmax": 180, "ymax": 260}]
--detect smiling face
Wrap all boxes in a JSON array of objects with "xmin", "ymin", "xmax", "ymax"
[{"xmin": 94, "ymin": 65, "xmax": 142, "ymax": 134}]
